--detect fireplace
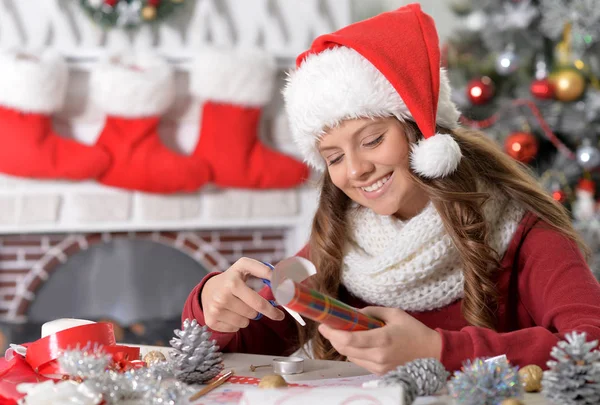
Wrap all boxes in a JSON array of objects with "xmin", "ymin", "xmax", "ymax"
[{"xmin": 0, "ymin": 228, "xmax": 289, "ymax": 349}]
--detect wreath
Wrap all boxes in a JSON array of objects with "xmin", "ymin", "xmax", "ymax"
[{"xmin": 79, "ymin": 0, "xmax": 187, "ymax": 30}]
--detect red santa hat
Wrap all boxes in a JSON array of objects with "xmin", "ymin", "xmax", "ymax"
[{"xmin": 283, "ymin": 3, "xmax": 462, "ymax": 178}]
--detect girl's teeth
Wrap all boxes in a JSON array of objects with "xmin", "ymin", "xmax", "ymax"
[{"xmin": 362, "ymin": 174, "xmax": 390, "ymax": 192}]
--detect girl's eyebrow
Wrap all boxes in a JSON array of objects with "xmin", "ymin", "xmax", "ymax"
[{"xmin": 318, "ymin": 122, "xmax": 385, "ymax": 152}]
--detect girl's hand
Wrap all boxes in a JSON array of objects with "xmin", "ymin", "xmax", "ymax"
[
  {"xmin": 318, "ymin": 306, "xmax": 442, "ymax": 375},
  {"xmin": 201, "ymin": 258, "xmax": 285, "ymax": 333}
]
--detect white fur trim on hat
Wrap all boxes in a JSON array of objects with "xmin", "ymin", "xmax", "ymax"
[
  {"xmin": 90, "ymin": 51, "xmax": 174, "ymax": 117},
  {"xmin": 410, "ymin": 133, "xmax": 462, "ymax": 178},
  {"xmin": 283, "ymin": 47, "xmax": 461, "ymax": 173},
  {"xmin": 0, "ymin": 49, "xmax": 68, "ymax": 114},
  {"xmin": 191, "ymin": 47, "xmax": 276, "ymax": 107}
]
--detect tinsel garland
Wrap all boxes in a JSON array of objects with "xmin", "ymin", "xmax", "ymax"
[
  {"xmin": 79, "ymin": 0, "xmax": 188, "ymax": 30},
  {"xmin": 17, "ymin": 319, "xmax": 225, "ymax": 405},
  {"xmin": 54, "ymin": 347, "xmax": 194, "ymax": 405},
  {"xmin": 447, "ymin": 357, "xmax": 523, "ymax": 405},
  {"xmin": 539, "ymin": 0, "xmax": 600, "ymax": 53}
]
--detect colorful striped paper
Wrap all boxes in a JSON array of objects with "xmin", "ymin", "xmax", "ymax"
[{"xmin": 274, "ymin": 279, "xmax": 384, "ymax": 331}]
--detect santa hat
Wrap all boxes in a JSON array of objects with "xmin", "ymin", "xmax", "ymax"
[{"xmin": 283, "ymin": 3, "xmax": 462, "ymax": 178}]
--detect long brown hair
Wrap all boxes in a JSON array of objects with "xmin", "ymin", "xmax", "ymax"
[{"xmin": 298, "ymin": 119, "xmax": 589, "ymax": 361}]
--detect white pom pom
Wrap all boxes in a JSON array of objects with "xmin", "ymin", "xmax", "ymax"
[{"xmin": 410, "ymin": 133, "xmax": 462, "ymax": 178}]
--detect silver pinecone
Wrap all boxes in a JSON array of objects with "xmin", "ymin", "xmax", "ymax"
[
  {"xmin": 364, "ymin": 370, "xmax": 418, "ymax": 404},
  {"xmin": 396, "ymin": 358, "xmax": 450, "ymax": 396},
  {"xmin": 542, "ymin": 331, "xmax": 600, "ymax": 405},
  {"xmin": 170, "ymin": 318, "xmax": 224, "ymax": 384},
  {"xmin": 372, "ymin": 370, "xmax": 418, "ymax": 405}
]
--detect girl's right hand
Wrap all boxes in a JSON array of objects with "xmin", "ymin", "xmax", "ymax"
[{"xmin": 201, "ymin": 257, "xmax": 286, "ymax": 333}]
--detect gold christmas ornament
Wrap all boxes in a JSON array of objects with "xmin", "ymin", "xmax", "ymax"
[
  {"xmin": 258, "ymin": 374, "xmax": 288, "ymax": 389},
  {"xmin": 550, "ymin": 69, "xmax": 586, "ymax": 102},
  {"xmin": 143, "ymin": 350, "xmax": 167, "ymax": 366},
  {"xmin": 500, "ymin": 399, "xmax": 524, "ymax": 405},
  {"xmin": 142, "ymin": 5, "xmax": 157, "ymax": 20},
  {"xmin": 518, "ymin": 364, "xmax": 543, "ymax": 392}
]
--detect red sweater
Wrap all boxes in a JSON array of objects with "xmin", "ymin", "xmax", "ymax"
[{"xmin": 182, "ymin": 213, "xmax": 600, "ymax": 371}]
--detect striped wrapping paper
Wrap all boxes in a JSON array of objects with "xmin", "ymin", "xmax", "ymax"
[{"xmin": 278, "ymin": 280, "xmax": 384, "ymax": 331}]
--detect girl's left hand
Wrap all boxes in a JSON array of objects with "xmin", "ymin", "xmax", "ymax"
[{"xmin": 318, "ymin": 306, "xmax": 442, "ymax": 375}]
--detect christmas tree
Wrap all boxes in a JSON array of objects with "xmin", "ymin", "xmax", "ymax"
[{"xmin": 444, "ymin": 0, "xmax": 600, "ymax": 277}]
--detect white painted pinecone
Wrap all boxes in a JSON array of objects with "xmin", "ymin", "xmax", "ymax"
[{"xmin": 169, "ymin": 319, "xmax": 224, "ymax": 384}]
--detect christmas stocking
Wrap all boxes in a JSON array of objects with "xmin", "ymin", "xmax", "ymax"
[
  {"xmin": 0, "ymin": 50, "xmax": 110, "ymax": 180},
  {"xmin": 91, "ymin": 52, "xmax": 211, "ymax": 194},
  {"xmin": 190, "ymin": 48, "xmax": 309, "ymax": 189}
]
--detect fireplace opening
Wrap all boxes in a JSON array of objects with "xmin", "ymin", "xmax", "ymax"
[{"xmin": 26, "ymin": 238, "xmax": 210, "ymax": 345}]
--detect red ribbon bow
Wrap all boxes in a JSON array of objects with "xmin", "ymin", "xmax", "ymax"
[{"xmin": 0, "ymin": 322, "xmax": 140, "ymax": 401}]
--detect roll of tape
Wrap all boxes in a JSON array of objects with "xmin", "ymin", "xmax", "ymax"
[{"xmin": 272, "ymin": 356, "xmax": 304, "ymax": 375}]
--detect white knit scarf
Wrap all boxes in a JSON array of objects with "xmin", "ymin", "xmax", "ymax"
[{"xmin": 341, "ymin": 188, "xmax": 525, "ymax": 312}]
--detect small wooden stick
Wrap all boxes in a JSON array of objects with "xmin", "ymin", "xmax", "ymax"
[
  {"xmin": 249, "ymin": 364, "xmax": 271, "ymax": 372},
  {"xmin": 189, "ymin": 370, "xmax": 234, "ymax": 401}
]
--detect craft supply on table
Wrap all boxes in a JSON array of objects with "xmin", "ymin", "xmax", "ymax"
[
  {"xmin": 518, "ymin": 365, "xmax": 543, "ymax": 393},
  {"xmin": 239, "ymin": 386, "xmax": 407, "ymax": 405},
  {"xmin": 258, "ymin": 257, "xmax": 385, "ymax": 330},
  {"xmin": 189, "ymin": 369, "xmax": 234, "ymax": 401},
  {"xmin": 250, "ymin": 259, "xmax": 309, "ymax": 325},
  {"xmin": 272, "ymin": 356, "xmax": 304, "ymax": 375},
  {"xmin": 258, "ymin": 374, "xmax": 288, "ymax": 389},
  {"xmin": 274, "ymin": 278, "xmax": 385, "ymax": 330}
]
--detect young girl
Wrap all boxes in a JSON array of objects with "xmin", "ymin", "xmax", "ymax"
[{"xmin": 182, "ymin": 3, "xmax": 600, "ymax": 374}]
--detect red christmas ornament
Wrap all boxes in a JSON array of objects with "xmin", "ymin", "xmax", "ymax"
[
  {"xmin": 552, "ymin": 189, "xmax": 567, "ymax": 203},
  {"xmin": 148, "ymin": 0, "xmax": 161, "ymax": 5},
  {"xmin": 530, "ymin": 78, "xmax": 555, "ymax": 99},
  {"xmin": 467, "ymin": 76, "xmax": 495, "ymax": 105},
  {"xmin": 104, "ymin": 0, "xmax": 118, "ymax": 6},
  {"xmin": 577, "ymin": 178, "xmax": 595, "ymax": 194},
  {"xmin": 504, "ymin": 131, "xmax": 538, "ymax": 163}
]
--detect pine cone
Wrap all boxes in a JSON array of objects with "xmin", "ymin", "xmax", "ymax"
[
  {"xmin": 396, "ymin": 358, "xmax": 450, "ymax": 396},
  {"xmin": 542, "ymin": 331, "xmax": 600, "ymax": 405},
  {"xmin": 169, "ymin": 319, "xmax": 224, "ymax": 384},
  {"xmin": 364, "ymin": 370, "xmax": 418, "ymax": 405}
]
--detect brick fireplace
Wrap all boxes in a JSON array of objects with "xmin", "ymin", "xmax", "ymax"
[
  {"xmin": 0, "ymin": 227, "xmax": 293, "ymax": 350},
  {"xmin": 0, "ymin": 228, "xmax": 288, "ymax": 323}
]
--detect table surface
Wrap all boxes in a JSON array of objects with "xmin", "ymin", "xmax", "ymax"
[{"xmin": 134, "ymin": 345, "xmax": 550, "ymax": 404}]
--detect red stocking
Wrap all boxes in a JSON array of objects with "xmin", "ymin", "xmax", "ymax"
[
  {"xmin": 190, "ymin": 48, "xmax": 309, "ymax": 189},
  {"xmin": 90, "ymin": 51, "xmax": 211, "ymax": 194},
  {"xmin": 0, "ymin": 50, "xmax": 110, "ymax": 180}
]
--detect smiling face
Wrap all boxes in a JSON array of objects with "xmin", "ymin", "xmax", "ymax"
[{"xmin": 319, "ymin": 117, "xmax": 430, "ymax": 218}]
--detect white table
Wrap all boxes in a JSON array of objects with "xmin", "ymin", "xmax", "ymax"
[{"xmin": 135, "ymin": 345, "xmax": 550, "ymax": 404}]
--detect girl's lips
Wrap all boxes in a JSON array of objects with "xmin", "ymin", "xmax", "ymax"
[{"xmin": 359, "ymin": 172, "xmax": 394, "ymax": 200}]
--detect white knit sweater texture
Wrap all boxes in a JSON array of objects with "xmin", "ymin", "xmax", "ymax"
[{"xmin": 341, "ymin": 189, "xmax": 525, "ymax": 312}]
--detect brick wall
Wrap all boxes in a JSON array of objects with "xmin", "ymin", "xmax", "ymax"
[{"xmin": 0, "ymin": 229, "xmax": 287, "ymax": 323}]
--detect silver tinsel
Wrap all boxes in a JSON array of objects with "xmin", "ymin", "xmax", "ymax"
[
  {"xmin": 542, "ymin": 331, "xmax": 600, "ymax": 404},
  {"xmin": 540, "ymin": 0, "xmax": 600, "ymax": 52},
  {"xmin": 115, "ymin": 0, "xmax": 142, "ymax": 27},
  {"xmin": 368, "ymin": 358, "xmax": 449, "ymax": 397},
  {"xmin": 57, "ymin": 348, "xmax": 194, "ymax": 405},
  {"xmin": 448, "ymin": 357, "xmax": 523, "ymax": 405},
  {"xmin": 58, "ymin": 346, "xmax": 113, "ymax": 379},
  {"xmin": 585, "ymin": 89, "xmax": 600, "ymax": 122},
  {"xmin": 170, "ymin": 318, "xmax": 224, "ymax": 384}
]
